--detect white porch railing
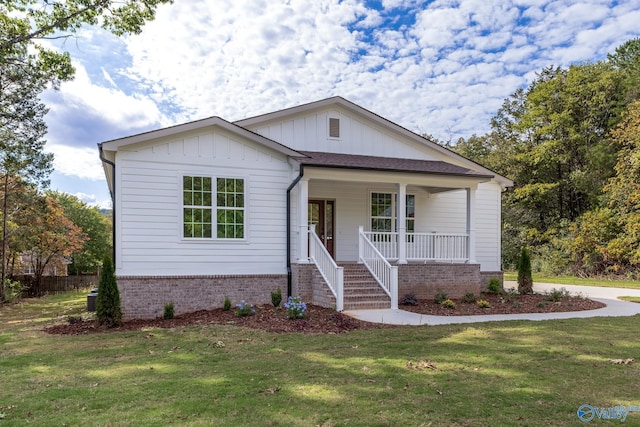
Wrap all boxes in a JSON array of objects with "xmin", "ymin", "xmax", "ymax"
[
  {"xmin": 364, "ymin": 231, "xmax": 469, "ymax": 262},
  {"xmin": 309, "ymin": 227, "xmax": 344, "ymax": 311},
  {"xmin": 358, "ymin": 226, "xmax": 398, "ymax": 310}
]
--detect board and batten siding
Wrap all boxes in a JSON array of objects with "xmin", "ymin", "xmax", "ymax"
[
  {"xmin": 248, "ymin": 107, "xmax": 443, "ymax": 161},
  {"xmin": 114, "ymin": 127, "xmax": 292, "ymax": 276}
]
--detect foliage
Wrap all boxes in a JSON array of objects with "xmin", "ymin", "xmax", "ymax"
[
  {"xmin": 235, "ymin": 300, "xmax": 256, "ymax": 317},
  {"xmin": 2, "ymin": 278, "xmax": 24, "ymax": 302},
  {"xmin": 400, "ymin": 292, "xmax": 418, "ymax": 306},
  {"xmin": 441, "ymin": 299, "xmax": 456, "ymax": 309},
  {"xmin": 517, "ymin": 247, "xmax": 533, "ymax": 295},
  {"xmin": 271, "ymin": 287, "xmax": 282, "ymax": 308},
  {"xmin": 163, "ymin": 302, "xmax": 174, "ymax": 320},
  {"xmin": 95, "ymin": 255, "xmax": 122, "ymax": 327},
  {"xmin": 460, "ymin": 292, "xmax": 477, "ymax": 304},
  {"xmin": 284, "ymin": 296, "xmax": 307, "ymax": 319},
  {"xmin": 20, "ymin": 195, "xmax": 87, "ymax": 292},
  {"xmin": 223, "ymin": 296, "xmax": 231, "ymax": 311},
  {"xmin": 476, "ymin": 299, "xmax": 491, "ymax": 308},
  {"xmin": 545, "ymin": 288, "xmax": 571, "ymax": 302},
  {"xmin": 434, "ymin": 291, "xmax": 448, "ymax": 304},
  {"xmin": 50, "ymin": 192, "xmax": 111, "ymax": 274},
  {"xmin": 486, "ymin": 278, "xmax": 502, "ymax": 294},
  {"xmin": 451, "ymin": 40, "xmax": 640, "ymax": 276}
]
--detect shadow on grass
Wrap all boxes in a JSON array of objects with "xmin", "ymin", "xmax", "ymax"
[{"xmin": 1, "ymin": 293, "xmax": 639, "ymax": 426}]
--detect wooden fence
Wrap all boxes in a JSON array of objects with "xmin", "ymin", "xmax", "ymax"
[{"xmin": 14, "ymin": 275, "xmax": 99, "ymax": 297}]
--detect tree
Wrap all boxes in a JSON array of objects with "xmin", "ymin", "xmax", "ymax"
[
  {"xmin": 21, "ymin": 195, "xmax": 87, "ymax": 293},
  {"xmin": 517, "ymin": 248, "xmax": 533, "ymax": 295},
  {"xmin": 0, "ymin": 1, "xmax": 171, "ymax": 301},
  {"xmin": 1, "ymin": 1, "xmax": 173, "ymax": 52},
  {"xmin": 50, "ymin": 192, "xmax": 111, "ymax": 274},
  {"xmin": 0, "ymin": 41, "xmax": 69, "ymax": 300},
  {"xmin": 96, "ymin": 255, "xmax": 122, "ymax": 327}
]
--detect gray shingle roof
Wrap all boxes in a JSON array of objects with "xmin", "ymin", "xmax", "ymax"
[{"xmin": 294, "ymin": 151, "xmax": 494, "ymax": 178}]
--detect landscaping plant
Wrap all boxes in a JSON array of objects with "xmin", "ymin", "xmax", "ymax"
[
  {"xmin": 517, "ymin": 247, "xmax": 533, "ymax": 295},
  {"xmin": 271, "ymin": 287, "xmax": 283, "ymax": 308},
  {"xmin": 284, "ymin": 296, "xmax": 307, "ymax": 319},
  {"xmin": 95, "ymin": 255, "xmax": 122, "ymax": 327}
]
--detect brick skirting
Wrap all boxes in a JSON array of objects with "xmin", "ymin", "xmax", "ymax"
[
  {"xmin": 117, "ymin": 275, "xmax": 287, "ymax": 319},
  {"xmin": 397, "ymin": 263, "xmax": 483, "ymax": 299},
  {"xmin": 117, "ymin": 264, "xmax": 502, "ymax": 318}
]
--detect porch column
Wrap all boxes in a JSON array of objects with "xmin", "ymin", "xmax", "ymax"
[
  {"xmin": 397, "ymin": 183, "xmax": 407, "ymax": 264},
  {"xmin": 466, "ymin": 187, "xmax": 477, "ymax": 264},
  {"xmin": 298, "ymin": 178, "xmax": 310, "ymax": 263}
]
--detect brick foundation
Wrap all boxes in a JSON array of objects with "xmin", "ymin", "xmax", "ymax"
[
  {"xmin": 117, "ymin": 275, "xmax": 287, "ymax": 319},
  {"xmin": 118, "ymin": 264, "xmax": 501, "ymax": 318},
  {"xmin": 397, "ymin": 263, "xmax": 483, "ymax": 300}
]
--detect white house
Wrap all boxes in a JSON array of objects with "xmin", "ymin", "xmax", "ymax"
[{"xmin": 99, "ymin": 97, "xmax": 513, "ymax": 319}]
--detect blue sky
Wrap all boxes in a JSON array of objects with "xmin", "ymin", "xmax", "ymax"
[{"xmin": 40, "ymin": 0, "xmax": 640, "ymax": 208}]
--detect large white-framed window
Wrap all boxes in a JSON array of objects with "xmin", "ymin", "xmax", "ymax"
[
  {"xmin": 183, "ymin": 175, "xmax": 245, "ymax": 239},
  {"xmin": 370, "ymin": 191, "xmax": 415, "ymax": 233}
]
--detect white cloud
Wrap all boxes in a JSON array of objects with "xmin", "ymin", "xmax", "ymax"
[{"xmin": 46, "ymin": 145, "xmax": 104, "ymax": 181}]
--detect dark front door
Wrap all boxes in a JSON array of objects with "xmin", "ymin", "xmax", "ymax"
[{"xmin": 308, "ymin": 200, "xmax": 335, "ymax": 258}]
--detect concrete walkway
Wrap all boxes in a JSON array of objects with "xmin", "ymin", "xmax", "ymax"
[{"xmin": 343, "ymin": 281, "xmax": 640, "ymax": 325}]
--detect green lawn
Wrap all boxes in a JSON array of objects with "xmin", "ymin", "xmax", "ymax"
[
  {"xmin": 503, "ymin": 272, "xmax": 640, "ymax": 290},
  {"xmin": 1, "ymin": 292, "xmax": 639, "ymax": 426}
]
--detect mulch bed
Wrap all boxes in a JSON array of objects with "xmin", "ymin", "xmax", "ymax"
[
  {"xmin": 45, "ymin": 292, "xmax": 606, "ymax": 335},
  {"xmin": 401, "ymin": 292, "xmax": 605, "ymax": 316}
]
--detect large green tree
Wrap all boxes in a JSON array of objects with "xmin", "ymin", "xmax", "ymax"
[
  {"xmin": 50, "ymin": 191, "xmax": 111, "ymax": 274},
  {"xmin": 452, "ymin": 39, "xmax": 640, "ymax": 274},
  {"xmin": 0, "ymin": 1, "xmax": 172, "ymax": 302}
]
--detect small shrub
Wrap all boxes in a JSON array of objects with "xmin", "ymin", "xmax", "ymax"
[
  {"xmin": 434, "ymin": 291, "xmax": 448, "ymax": 304},
  {"xmin": 271, "ymin": 288, "xmax": 283, "ymax": 308},
  {"xmin": 235, "ymin": 300, "xmax": 256, "ymax": 317},
  {"xmin": 67, "ymin": 315, "xmax": 83, "ymax": 324},
  {"xmin": 163, "ymin": 302, "xmax": 175, "ymax": 320},
  {"xmin": 476, "ymin": 299, "xmax": 491, "ymax": 308},
  {"xmin": 461, "ymin": 292, "xmax": 477, "ymax": 304},
  {"xmin": 517, "ymin": 247, "xmax": 533, "ymax": 295},
  {"xmin": 441, "ymin": 299, "xmax": 456, "ymax": 309},
  {"xmin": 537, "ymin": 302, "xmax": 548, "ymax": 308},
  {"xmin": 284, "ymin": 296, "xmax": 307, "ymax": 319},
  {"xmin": 486, "ymin": 277, "xmax": 502, "ymax": 294},
  {"xmin": 545, "ymin": 287, "xmax": 570, "ymax": 302},
  {"xmin": 223, "ymin": 296, "xmax": 232, "ymax": 311},
  {"xmin": 500, "ymin": 288, "xmax": 518, "ymax": 303},
  {"xmin": 2, "ymin": 279, "xmax": 25, "ymax": 303},
  {"xmin": 400, "ymin": 293, "xmax": 418, "ymax": 306}
]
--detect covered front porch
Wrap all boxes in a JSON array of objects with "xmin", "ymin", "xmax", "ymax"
[{"xmin": 288, "ymin": 154, "xmax": 497, "ymax": 311}]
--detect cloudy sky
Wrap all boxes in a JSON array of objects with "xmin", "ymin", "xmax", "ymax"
[{"xmin": 41, "ymin": 0, "xmax": 640, "ymax": 208}]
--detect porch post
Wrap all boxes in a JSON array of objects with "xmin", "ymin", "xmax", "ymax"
[
  {"xmin": 298, "ymin": 178, "xmax": 310, "ymax": 263},
  {"xmin": 397, "ymin": 183, "xmax": 407, "ymax": 264},
  {"xmin": 466, "ymin": 187, "xmax": 477, "ymax": 263}
]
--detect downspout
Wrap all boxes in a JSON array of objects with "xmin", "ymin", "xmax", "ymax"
[
  {"xmin": 98, "ymin": 144, "xmax": 116, "ymax": 266},
  {"xmin": 286, "ymin": 164, "xmax": 304, "ymax": 298}
]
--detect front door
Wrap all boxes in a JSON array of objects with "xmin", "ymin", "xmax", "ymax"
[{"xmin": 308, "ymin": 200, "xmax": 335, "ymax": 258}]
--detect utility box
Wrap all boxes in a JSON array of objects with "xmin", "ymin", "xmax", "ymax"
[{"xmin": 87, "ymin": 288, "xmax": 98, "ymax": 312}]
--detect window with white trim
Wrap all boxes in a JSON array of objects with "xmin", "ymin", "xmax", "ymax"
[
  {"xmin": 183, "ymin": 176, "xmax": 245, "ymax": 239},
  {"xmin": 370, "ymin": 192, "xmax": 415, "ymax": 233}
]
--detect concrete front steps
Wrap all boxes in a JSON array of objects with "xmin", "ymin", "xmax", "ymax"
[{"xmin": 339, "ymin": 263, "xmax": 391, "ymax": 310}]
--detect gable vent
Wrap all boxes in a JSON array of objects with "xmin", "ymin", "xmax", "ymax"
[{"xmin": 329, "ymin": 118, "xmax": 340, "ymax": 138}]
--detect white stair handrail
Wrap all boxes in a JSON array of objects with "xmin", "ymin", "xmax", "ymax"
[
  {"xmin": 358, "ymin": 226, "xmax": 398, "ymax": 310},
  {"xmin": 309, "ymin": 227, "xmax": 344, "ymax": 311}
]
